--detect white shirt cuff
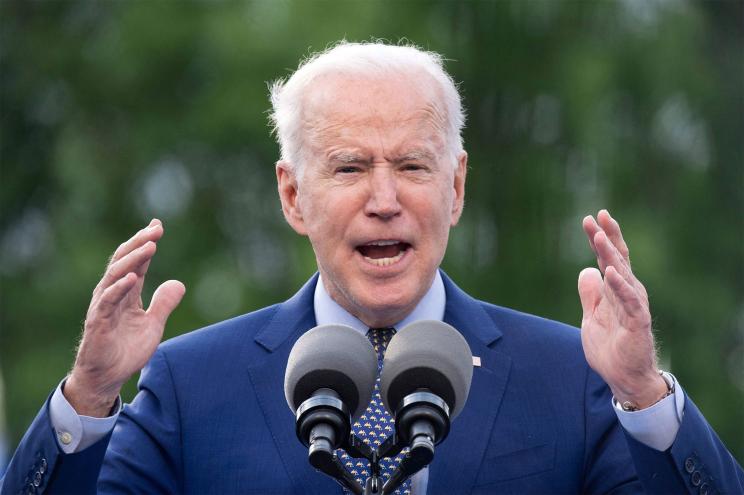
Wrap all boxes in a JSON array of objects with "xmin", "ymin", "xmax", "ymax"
[
  {"xmin": 49, "ymin": 379, "xmax": 121, "ymax": 454},
  {"xmin": 613, "ymin": 371, "xmax": 685, "ymax": 451}
]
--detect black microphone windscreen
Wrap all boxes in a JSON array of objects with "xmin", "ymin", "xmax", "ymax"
[
  {"xmin": 380, "ymin": 320, "xmax": 473, "ymax": 419},
  {"xmin": 284, "ymin": 324, "xmax": 377, "ymax": 419}
]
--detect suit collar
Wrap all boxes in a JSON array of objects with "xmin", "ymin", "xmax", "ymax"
[
  {"xmin": 441, "ymin": 270, "xmax": 502, "ymax": 347},
  {"xmin": 254, "ymin": 273, "xmax": 318, "ymax": 352}
]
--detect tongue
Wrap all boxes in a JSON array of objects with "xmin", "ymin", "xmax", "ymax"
[{"xmin": 358, "ymin": 243, "xmax": 404, "ymax": 259}]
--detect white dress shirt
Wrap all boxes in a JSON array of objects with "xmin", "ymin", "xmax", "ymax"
[{"xmin": 49, "ymin": 271, "xmax": 684, "ymax": 494}]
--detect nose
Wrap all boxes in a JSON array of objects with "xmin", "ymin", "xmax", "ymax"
[{"xmin": 364, "ymin": 166, "xmax": 401, "ymax": 219}]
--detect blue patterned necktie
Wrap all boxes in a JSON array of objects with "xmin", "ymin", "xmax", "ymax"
[{"xmin": 339, "ymin": 327, "xmax": 412, "ymax": 494}]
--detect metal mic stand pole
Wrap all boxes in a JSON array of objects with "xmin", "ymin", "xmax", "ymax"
[{"xmin": 362, "ymin": 450, "xmax": 382, "ymax": 495}]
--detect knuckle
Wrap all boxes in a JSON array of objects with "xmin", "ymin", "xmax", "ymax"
[
  {"xmin": 84, "ymin": 312, "xmax": 100, "ymax": 329},
  {"xmin": 108, "ymin": 256, "xmax": 121, "ymax": 272}
]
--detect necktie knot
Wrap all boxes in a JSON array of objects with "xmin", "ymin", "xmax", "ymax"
[{"xmin": 367, "ymin": 327, "xmax": 395, "ymax": 356}]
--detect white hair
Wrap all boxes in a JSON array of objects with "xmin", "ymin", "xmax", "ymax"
[{"xmin": 268, "ymin": 40, "xmax": 466, "ymax": 178}]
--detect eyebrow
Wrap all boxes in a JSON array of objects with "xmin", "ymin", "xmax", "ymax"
[
  {"xmin": 327, "ymin": 149, "xmax": 436, "ymax": 164},
  {"xmin": 393, "ymin": 150, "xmax": 436, "ymax": 163},
  {"xmin": 328, "ymin": 152, "xmax": 368, "ymax": 164}
]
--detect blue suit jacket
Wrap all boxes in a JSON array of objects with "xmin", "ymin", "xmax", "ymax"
[{"xmin": 2, "ymin": 273, "xmax": 742, "ymax": 494}]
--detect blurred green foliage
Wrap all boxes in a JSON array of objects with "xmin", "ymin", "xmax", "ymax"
[{"xmin": 1, "ymin": 0, "xmax": 742, "ymax": 464}]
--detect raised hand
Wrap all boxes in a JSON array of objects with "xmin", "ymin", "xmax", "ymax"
[
  {"xmin": 64, "ymin": 219, "xmax": 186, "ymax": 417},
  {"xmin": 578, "ymin": 210, "xmax": 668, "ymax": 410}
]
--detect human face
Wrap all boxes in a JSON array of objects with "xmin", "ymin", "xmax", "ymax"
[{"xmin": 277, "ymin": 72, "xmax": 467, "ymax": 328}]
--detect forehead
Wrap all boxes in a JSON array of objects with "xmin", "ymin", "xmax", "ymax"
[{"xmin": 301, "ymin": 71, "xmax": 448, "ymax": 154}]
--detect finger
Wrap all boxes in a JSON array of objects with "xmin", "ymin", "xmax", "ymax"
[
  {"xmin": 578, "ymin": 267, "xmax": 603, "ymax": 321},
  {"xmin": 594, "ymin": 230, "xmax": 633, "ymax": 281},
  {"xmin": 110, "ymin": 219, "xmax": 163, "ymax": 264},
  {"xmin": 134, "ymin": 258, "xmax": 151, "ymax": 278},
  {"xmin": 597, "ymin": 210, "xmax": 630, "ymax": 261},
  {"xmin": 98, "ymin": 272, "xmax": 138, "ymax": 317},
  {"xmin": 604, "ymin": 266, "xmax": 645, "ymax": 320},
  {"xmin": 100, "ymin": 241, "xmax": 157, "ymax": 292},
  {"xmin": 582, "ymin": 215, "xmax": 602, "ymax": 255},
  {"xmin": 147, "ymin": 280, "xmax": 186, "ymax": 327},
  {"xmin": 124, "ymin": 258, "xmax": 157, "ymax": 311},
  {"xmin": 128, "ymin": 257, "xmax": 152, "ymax": 293}
]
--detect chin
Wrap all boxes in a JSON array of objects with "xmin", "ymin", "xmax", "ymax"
[{"xmin": 351, "ymin": 283, "xmax": 418, "ymax": 326}]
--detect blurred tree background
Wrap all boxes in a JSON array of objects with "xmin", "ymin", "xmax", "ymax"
[{"xmin": 0, "ymin": 0, "xmax": 742, "ymax": 466}]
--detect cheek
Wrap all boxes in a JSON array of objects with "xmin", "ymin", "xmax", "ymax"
[
  {"xmin": 416, "ymin": 194, "xmax": 454, "ymax": 241},
  {"xmin": 430, "ymin": 182, "xmax": 457, "ymax": 223},
  {"xmin": 301, "ymin": 193, "xmax": 351, "ymax": 250}
]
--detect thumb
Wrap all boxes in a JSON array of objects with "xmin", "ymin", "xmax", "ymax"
[
  {"xmin": 148, "ymin": 280, "xmax": 186, "ymax": 327},
  {"xmin": 578, "ymin": 268, "xmax": 603, "ymax": 321}
]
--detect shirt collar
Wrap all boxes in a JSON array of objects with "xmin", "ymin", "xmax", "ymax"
[{"xmin": 313, "ymin": 271, "xmax": 446, "ymax": 335}]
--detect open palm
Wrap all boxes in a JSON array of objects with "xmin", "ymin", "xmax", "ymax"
[
  {"xmin": 66, "ymin": 220, "xmax": 185, "ymax": 417},
  {"xmin": 578, "ymin": 211, "xmax": 665, "ymax": 408}
]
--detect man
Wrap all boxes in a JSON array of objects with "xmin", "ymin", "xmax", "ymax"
[{"xmin": 1, "ymin": 41, "xmax": 742, "ymax": 495}]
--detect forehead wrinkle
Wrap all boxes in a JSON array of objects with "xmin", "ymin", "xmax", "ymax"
[
  {"xmin": 420, "ymin": 100, "xmax": 447, "ymax": 131},
  {"xmin": 303, "ymin": 118, "xmax": 352, "ymax": 158},
  {"xmin": 307, "ymin": 115, "xmax": 446, "ymax": 163}
]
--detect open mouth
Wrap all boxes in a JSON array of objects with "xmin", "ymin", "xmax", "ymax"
[{"xmin": 357, "ymin": 240, "xmax": 411, "ymax": 267}]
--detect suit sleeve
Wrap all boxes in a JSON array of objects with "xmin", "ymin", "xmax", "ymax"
[
  {"xmin": 0, "ymin": 393, "xmax": 110, "ymax": 495},
  {"xmin": 1, "ymin": 349, "xmax": 183, "ymax": 495},
  {"xmin": 582, "ymin": 369, "xmax": 744, "ymax": 494},
  {"xmin": 625, "ymin": 395, "xmax": 744, "ymax": 495}
]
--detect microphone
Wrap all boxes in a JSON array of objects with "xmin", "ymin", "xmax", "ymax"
[
  {"xmin": 379, "ymin": 320, "xmax": 473, "ymax": 491},
  {"xmin": 284, "ymin": 324, "xmax": 377, "ymax": 487},
  {"xmin": 284, "ymin": 321, "xmax": 472, "ymax": 495}
]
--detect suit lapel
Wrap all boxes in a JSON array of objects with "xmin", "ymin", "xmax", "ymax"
[
  {"xmin": 245, "ymin": 274, "xmax": 342, "ymax": 494},
  {"xmin": 429, "ymin": 273, "xmax": 512, "ymax": 495}
]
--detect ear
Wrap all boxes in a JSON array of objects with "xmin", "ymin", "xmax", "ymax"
[
  {"xmin": 276, "ymin": 161, "xmax": 308, "ymax": 235},
  {"xmin": 450, "ymin": 151, "xmax": 468, "ymax": 226}
]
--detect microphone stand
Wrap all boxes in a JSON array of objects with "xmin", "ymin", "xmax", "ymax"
[
  {"xmin": 317, "ymin": 428, "xmax": 432, "ymax": 495},
  {"xmin": 298, "ymin": 391, "xmax": 449, "ymax": 495}
]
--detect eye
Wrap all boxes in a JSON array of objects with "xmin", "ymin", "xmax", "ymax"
[
  {"xmin": 336, "ymin": 165, "xmax": 362, "ymax": 174},
  {"xmin": 402, "ymin": 163, "xmax": 425, "ymax": 172}
]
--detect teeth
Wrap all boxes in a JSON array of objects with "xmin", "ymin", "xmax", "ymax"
[
  {"xmin": 363, "ymin": 250, "xmax": 405, "ymax": 267},
  {"xmin": 366, "ymin": 240, "xmax": 400, "ymax": 246}
]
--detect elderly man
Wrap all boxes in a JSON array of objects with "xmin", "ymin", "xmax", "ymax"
[{"xmin": 2, "ymin": 42, "xmax": 742, "ymax": 495}]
